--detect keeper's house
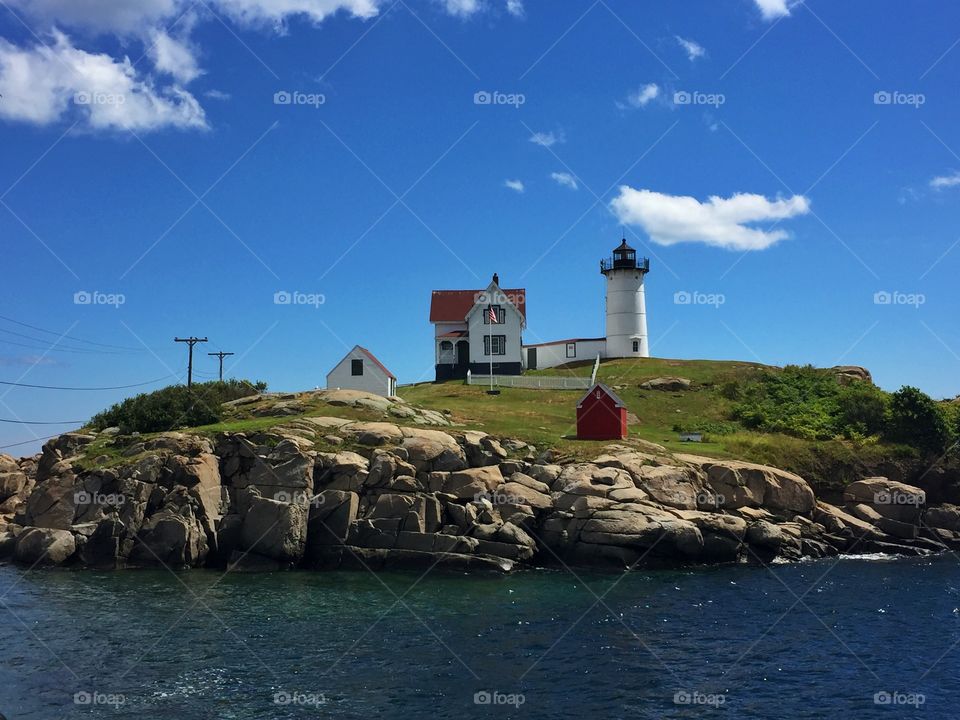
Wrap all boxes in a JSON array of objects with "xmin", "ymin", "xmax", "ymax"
[
  {"xmin": 430, "ymin": 274, "xmax": 525, "ymax": 381},
  {"xmin": 326, "ymin": 345, "xmax": 397, "ymax": 397}
]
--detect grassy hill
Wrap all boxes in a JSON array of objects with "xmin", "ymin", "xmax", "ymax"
[
  {"xmin": 73, "ymin": 359, "xmax": 956, "ymax": 502},
  {"xmin": 399, "ymin": 358, "xmax": 936, "ymax": 499}
]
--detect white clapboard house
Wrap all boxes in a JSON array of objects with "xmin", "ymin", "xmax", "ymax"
[
  {"xmin": 428, "ymin": 239, "xmax": 652, "ymax": 381},
  {"xmin": 326, "ymin": 345, "xmax": 397, "ymax": 397},
  {"xmin": 430, "ymin": 274, "xmax": 525, "ymax": 381}
]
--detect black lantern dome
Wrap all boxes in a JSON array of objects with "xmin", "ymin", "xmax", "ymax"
[{"xmin": 600, "ymin": 238, "xmax": 649, "ymax": 274}]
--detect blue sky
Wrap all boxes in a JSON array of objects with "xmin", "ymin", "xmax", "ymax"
[{"xmin": 1, "ymin": 0, "xmax": 959, "ymax": 453}]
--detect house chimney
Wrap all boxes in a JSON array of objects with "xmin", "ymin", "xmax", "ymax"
[{"xmin": 492, "ymin": 272, "xmax": 499, "ymax": 286}]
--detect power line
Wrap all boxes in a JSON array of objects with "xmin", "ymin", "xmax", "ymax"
[
  {"xmin": 0, "ymin": 418, "xmax": 83, "ymax": 425},
  {"xmin": 0, "ymin": 328, "xmax": 143, "ymax": 355},
  {"xmin": 0, "ymin": 337, "xmax": 138, "ymax": 356},
  {"xmin": 0, "ymin": 374, "xmax": 178, "ymax": 391},
  {"xmin": 0, "ymin": 314, "xmax": 144, "ymax": 352},
  {"xmin": 0, "ymin": 432, "xmax": 63, "ymax": 450}
]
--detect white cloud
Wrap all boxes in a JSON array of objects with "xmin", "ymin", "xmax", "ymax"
[
  {"xmin": 624, "ymin": 83, "xmax": 659, "ymax": 109},
  {"xmin": 503, "ymin": 179, "xmax": 524, "ymax": 193},
  {"xmin": 204, "ymin": 88, "xmax": 231, "ymax": 100},
  {"xmin": 529, "ymin": 130, "xmax": 562, "ymax": 148},
  {"xmin": 6, "ymin": 0, "xmax": 180, "ymax": 35},
  {"xmin": 0, "ymin": 0, "xmax": 388, "ymax": 133},
  {"xmin": 10, "ymin": 0, "xmax": 385, "ymax": 31},
  {"xmin": 753, "ymin": 0, "xmax": 797, "ymax": 20},
  {"xmin": 550, "ymin": 172, "xmax": 578, "ymax": 190},
  {"xmin": 212, "ymin": 0, "xmax": 382, "ymax": 26},
  {"xmin": 0, "ymin": 32, "xmax": 207, "ymax": 131},
  {"xmin": 506, "ymin": 0, "xmax": 524, "ymax": 17},
  {"xmin": 439, "ymin": 0, "xmax": 481, "ymax": 18},
  {"xmin": 930, "ymin": 171, "xmax": 960, "ymax": 190},
  {"xmin": 610, "ymin": 187, "xmax": 810, "ymax": 251},
  {"xmin": 148, "ymin": 30, "xmax": 201, "ymax": 82},
  {"xmin": 675, "ymin": 36, "xmax": 705, "ymax": 61}
]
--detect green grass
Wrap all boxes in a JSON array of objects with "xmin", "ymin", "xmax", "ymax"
[
  {"xmin": 399, "ymin": 358, "xmax": 919, "ymax": 496},
  {"xmin": 68, "ymin": 358, "xmax": 931, "ymax": 500},
  {"xmin": 401, "ymin": 358, "xmax": 765, "ymax": 456}
]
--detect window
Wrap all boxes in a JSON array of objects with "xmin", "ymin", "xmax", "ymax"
[
  {"xmin": 483, "ymin": 335, "xmax": 506, "ymax": 355},
  {"xmin": 351, "ymin": 359, "xmax": 363, "ymax": 376},
  {"xmin": 483, "ymin": 305, "xmax": 506, "ymax": 324},
  {"xmin": 632, "ymin": 340, "xmax": 639, "ymax": 353},
  {"xmin": 566, "ymin": 343, "xmax": 576, "ymax": 358},
  {"xmin": 438, "ymin": 340, "xmax": 454, "ymax": 362}
]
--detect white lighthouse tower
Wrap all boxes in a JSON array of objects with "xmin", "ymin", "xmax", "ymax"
[{"xmin": 601, "ymin": 238, "xmax": 650, "ymax": 358}]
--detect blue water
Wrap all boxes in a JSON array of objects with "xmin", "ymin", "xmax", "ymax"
[{"xmin": 0, "ymin": 555, "xmax": 957, "ymax": 719}]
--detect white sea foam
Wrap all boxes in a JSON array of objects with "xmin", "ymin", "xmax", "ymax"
[{"xmin": 837, "ymin": 552, "xmax": 901, "ymax": 562}]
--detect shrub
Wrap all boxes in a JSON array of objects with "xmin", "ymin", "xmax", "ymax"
[
  {"xmin": 89, "ymin": 379, "xmax": 266, "ymax": 434},
  {"xmin": 836, "ymin": 381, "xmax": 889, "ymax": 438},
  {"xmin": 730, "ymin": 365, "xmax": 842, "ymax": 440},
  {"xmin": 886, "ymin": 386, "xmax": 952, "ymax": 454}
]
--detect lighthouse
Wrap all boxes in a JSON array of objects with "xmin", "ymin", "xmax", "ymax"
[{"xmin": 600, "ymin": 239, "xmax": 650, "ymax": 358}]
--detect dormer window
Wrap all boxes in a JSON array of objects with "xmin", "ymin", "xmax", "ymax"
[{"xmin": 484, "ymin": 305, "xmax": 505, "ymax": 324}]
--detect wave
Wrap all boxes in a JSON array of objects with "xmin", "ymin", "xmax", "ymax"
[{"xmin": 836, "ymin": 552, "xmax": 902, "ymax": 562}]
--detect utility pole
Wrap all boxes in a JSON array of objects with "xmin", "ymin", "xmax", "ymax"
[
  {"xmin": 207, "ymin": 351, "xmax": 234, "ymax": 381},
  {"xmin": 174, "ymin": 337, "xmax": 208, "ymax": 388}
]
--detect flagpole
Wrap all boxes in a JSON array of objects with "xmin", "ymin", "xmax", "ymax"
[{"xmin": 488, "ymin": 303, "xmax": 494, "ymax": 392}]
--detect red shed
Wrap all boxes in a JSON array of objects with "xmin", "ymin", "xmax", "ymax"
[{"xmin": 576, "ymin": 383, "xmax": 628, "ymax": 440}]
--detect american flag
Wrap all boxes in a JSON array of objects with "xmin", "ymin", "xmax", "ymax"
[{"xmin": 488, "ymin": 306, "xmax": 498, "ymax": 324}]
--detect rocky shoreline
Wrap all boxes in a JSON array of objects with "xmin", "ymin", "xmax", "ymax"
[{"xmin": 1, "ymin": 390, "xmax": 958, "ymax": 573}]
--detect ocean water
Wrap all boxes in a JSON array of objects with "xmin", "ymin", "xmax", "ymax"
[{"xmin": 0, "ymin": 555, "xmax": 957, "ymax": 719}]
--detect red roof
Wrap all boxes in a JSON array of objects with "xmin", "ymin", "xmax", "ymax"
[
  {"xmin": 430, "ymin": 288, "xmax": 526, "ymax": 323},
  {"xmin": 577, "ymin": 383, "xmax": 626, "ymax": 409},
  {"xmin": 438, "ymin": 330, "xmax": 469, "ymax": 338},
  {"xmin": 356, "ymin": 346, "xmax": 396, "ymax": 379}
]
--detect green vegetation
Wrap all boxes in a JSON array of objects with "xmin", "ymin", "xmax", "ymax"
[
  {"xmin": 89, "ymin": 379, "xmax": 266, "ymax": 434},
  {"xmin": 400, "ymin": 358, "xmax": 958, "ymax": 496},
  {"xmin": 76, "ymin": 356, "xmax": 957, "ymax": 500},
  {"xmin": 728, "ymin": 367, "xmax": 957, "ymax": 453},
  {"xmin": 886, "ymin": 386, "xmax": 954, "ymax": 453}
]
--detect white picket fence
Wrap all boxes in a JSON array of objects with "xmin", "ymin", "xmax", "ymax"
[
  {"xmin": 467, "ymin": 372, "xmax": 591, "ymax": 390},
  {"xmin": 466, "ymin": 354, "xmax": 601, "ymax": 391}
]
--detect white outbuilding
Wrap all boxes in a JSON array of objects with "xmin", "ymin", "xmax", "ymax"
[{"xmin": 326, "ymin": 345, "xmax": 397, "ymax": 397}]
